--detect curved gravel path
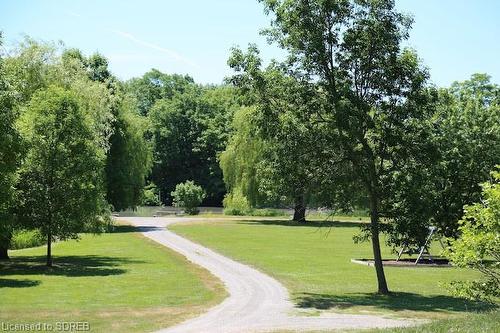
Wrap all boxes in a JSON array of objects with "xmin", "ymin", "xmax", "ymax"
[{"xmin": 121, "ymin": 217, "xmax": 414, "ymax": 333}]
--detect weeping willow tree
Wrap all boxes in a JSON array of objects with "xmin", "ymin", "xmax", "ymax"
[{"xmin": 219, "ymin": 106, "xmax": 266, "ymax": 214}]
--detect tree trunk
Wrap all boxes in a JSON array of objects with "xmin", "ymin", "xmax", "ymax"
[
  {"xmin": 293, "ymin": 195, "xmax": 306, "ymax": 223},
  {"xmin": 369, "ymin": 195, "xmax": 389, "ymax": 294},
  {"xmin": 46, "ymin": 229, "xmax": 52, "ymax": 267},
  {"xmin": 0, "ymin": 246, "xmax": 8, "ymax": 260}
]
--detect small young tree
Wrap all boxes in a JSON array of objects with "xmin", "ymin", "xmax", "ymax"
[
  {"xmin": 446, "ymin": 167, "xmax": 500, "ymax": 302},
  {"xmin": 17, "ymin": 86, "xmax": 109, "ymax": 267},
  {"xmin": 171, "ymin": 181, "xmax": 205, "ymax": 215}
]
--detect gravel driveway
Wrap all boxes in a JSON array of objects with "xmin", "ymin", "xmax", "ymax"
[{"xmin": 120, "ymin": 217, "xmax": 414, "ymax": 333}]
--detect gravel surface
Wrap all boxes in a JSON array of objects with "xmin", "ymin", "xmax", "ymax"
[{"xmin": 121, "ymin": 217, "xmax": 415, "ymax": 333}]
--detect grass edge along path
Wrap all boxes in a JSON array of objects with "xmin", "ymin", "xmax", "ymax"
[{"xmin": 0, "ymin": 222, "xmax": 226, "ymax": 333}]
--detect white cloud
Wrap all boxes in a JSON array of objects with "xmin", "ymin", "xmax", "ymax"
[
  {"xmin": 111, "ymin": 29, "xmax": 199, "ymax": 69},
  {"xmin": 63, "ymin": 10, "xmax": 198, "ymax": 69}
]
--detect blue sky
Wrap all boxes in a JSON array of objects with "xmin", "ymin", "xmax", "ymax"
[{"xmin": 1, "ymin": 0, "xmax": 499, "ymax": 86}]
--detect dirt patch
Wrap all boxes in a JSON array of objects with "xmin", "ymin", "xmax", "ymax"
[{"xmin": 351, "ymin": 258, "xmax": 451, "ymax": 267}]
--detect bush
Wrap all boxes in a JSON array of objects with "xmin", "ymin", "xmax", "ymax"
[
  {"xmin": 248, "ymin": 208, "xmax": 286, "ymax": 217},
  {"xmin": 223, "ymin": 189, "xmax": 251, "ymax": 215},
  {"xmin": 171, "ymin": 181, "xmax": 205, "ymax": 215},
  {"xmin": 141, "ymin": 182, "xmax": 161, "ymax": 206},
  {"xmin": 10, "ymin": 229, "xmax": 45, "ymax": 250}
]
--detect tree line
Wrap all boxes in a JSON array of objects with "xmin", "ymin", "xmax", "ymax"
[{"xmin": 0, "ymin": 0, "xmax": 499, "ymax": 295}]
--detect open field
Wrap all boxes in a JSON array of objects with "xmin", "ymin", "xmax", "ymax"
[
  {"xmin": 0, "ymin": 224, "xmax": 225, "ymax": 332},
  {"xmin": 171, "ymin": 218, "xmax": 495, "ymax": 320}
]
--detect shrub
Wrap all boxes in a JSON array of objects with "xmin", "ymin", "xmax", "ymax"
[
  {"xmin": 10, "ymin": 229, "xmax": 45, "ymax": 250},
  {"xmin": 249, "ymin": 208, "xmax": 286, "ymax": 217},
  {"xmin": 171, "ymin": 181, "xmax": 205, "ymax": 215},
  {"xmin": 141, "ymin": 182, "xmax": 161, "ymax": 206},
  {"xmin": 223, "ymin": 189, "xmax": 251, "ymax": 215},
  {"xmin": 446, "ymin": 167, "xmax": 500, "ymax": 302}
]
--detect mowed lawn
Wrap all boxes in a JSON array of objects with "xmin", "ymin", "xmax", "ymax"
[
  {"xmin": 171, "ymin": 218, "xmax": 495, "ymax": 319},
  {"xmin": 0, "ymin": 224, "xmax": 225, "ymax": 332}
]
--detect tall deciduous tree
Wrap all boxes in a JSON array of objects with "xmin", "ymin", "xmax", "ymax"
[
  {"xmin": 220, "ymin": 106, "xmax": 267, "ymax": 210},
  {"xmin": 385, "ymin": 74, "xmax": 500, "ymax": 250},
  {"xmin": 0, "ymin": 34, "xmax": 22, "ymax": 260},
  {"xmin": 17, "ymin": 86, "xmax": 109, "ymax": 266},
  {"xmin": 228, "ymin": 49, "xmax": 333, "ymax": 221},
  {"xmin": 62, "ymin": 49, "xmax": 152, "ymax": 211},
  {"xmin": 258, "ymin": 0, "xmax": 431, "ymax": 294},
  {"xmin": 105, "ymin": 95, "xmax": 151, "ymax": 211}
]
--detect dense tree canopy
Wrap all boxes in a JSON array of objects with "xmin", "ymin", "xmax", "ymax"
[
  {"xmin": 0, "ymin": 34, "xmax": 23, "ymax": 259},
  {"xmin": 61, "ymin": 47, "xmax": 152, "ymax": 211},
  {"xmin": 150, "ymin": 84, "xmax": 241, "ymax": 205},
  {"xmin": 385, "ymin": 74, "xmax": 500, "ymax": 250},
  {"xmin": 126, "ymin": 69, "xmax": 194, "ymax": 116},
  {"xmin": 17, "ymin": 86, "xmax": 110, "ymax": 266},
  {"xmin": 0, "ymin": 38, "xmax": 152, "ymax": 260},
  {"xmin": 105, "ymin": 95, "xmax": 151, "ymax": 211}
]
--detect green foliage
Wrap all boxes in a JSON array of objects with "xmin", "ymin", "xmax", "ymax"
[
  {"xmin": 223, "ymin": 188, "xmax": 251, "ymax": 215},
  {"xmin": 0, "ymin": 33, "xmax": 23, "ymax": 256},
  {"xmin": 9, "ymin": 229, "xmax": 44, "ymax": 250},
  {"xmin": 105, "ymin": 94, "xmax": 151, "ymax": 211},
  {"xmin": 446, "ymin": 167, "xmax": 500, "ymax": 302},
  {"xmin": 150, "ymin": 84, "xmax": 240, "ymax": 205},
  {"xmin": 125, "ymin": 69, "xmax": 194, "ymax": 116},
  {"xmin": 141, "ymin": 182, "xmax": 162, "ymax": 206},
  {"xmin": 431, "ymin": 75, "xmax": 500, "ymax": 238},
  {"xmin": 16, "ymin": 86, "xmax": 110, "ymax": 262},
  {"xmin": 236, "ymin": 0, "xmax": 434, "ymax": 292},
  {"xmin": 220, "ymin": 106, "xmax": 267, "ymax": 208},
  {"xmin": 385, "ymin": 74, "xmax": 500, "ymax": 250},
  {"xmin": 171, "ymin": 181, "xmax": 206, "ymax": 215}
]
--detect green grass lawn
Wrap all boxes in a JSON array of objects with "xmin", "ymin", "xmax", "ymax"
[
  {"xmin": 171, "ymin": 218, "xmax": 496, "ymax": 320},
  {"xmin": 0, "ymin": 224, "xmax": 225, "ymax": 332}
]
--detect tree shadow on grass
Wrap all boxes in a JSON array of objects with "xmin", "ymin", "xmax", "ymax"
[
  {"xmin": 0, "ymin": 255, "xmax": 142, "ymax": 277},
  {"xmin": 110, "ymin": 225, "xmax": 163, "ymax": 233},
  {"xmin": 295, "ymin": 292, "xmax": 497, "ymax": 313},
  {"xmin": 236, "ymin": 219, "xmax": 366, "ymax": 228},
  {"xmin": 0, "ymin": 278, "xmax": 41, "ymax": 288}
]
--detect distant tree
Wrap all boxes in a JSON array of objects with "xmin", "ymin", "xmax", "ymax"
[
  {"xmin": 220, "ymin": 106, "xmax": 267, "ymax": 212},
  {"xmin": 446, "ymin": 167, "xmax": 500, "ymax": 302},
  {"xmin": 0, "ymin": 34, "xmax": 23, "ymax": 260},
  {"xmin": 61, "ymin": 49, "xmax": 152, "ymax": 211},
  {"xmin": 86, "ymin": 53, "xmax": 111, "ymax": 83},
  {"xmin": 125, "ymin": 69, "xmax": 194, "ymax": 116},
  {"xmin": 171, "ymin": 181, "xmax": 206, "ymax": 215},
  {"xmin": 17, "ymin": 86, "xmax": 109, "ymax": 266},
  {"xmin": 385, "ymin": 74, "xmax": 500, "ymax": 250},
  {"xmin": 257, "ymin": 0, "xmax": 432, "ymax": 294},
  {"xmin": 105, "ymin": 94, "xmax": 151, "ymax": 211},
  {"xmin": 228, "ymin": 48, "xmax": 342, "ymax": 222},
  {"xmin": 150, "ymin": 85, "xmax": 240, "ymax": 206},
  {"xmin": 431, "ymin": 75, "xmax": 500, "ymax": 238}
]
